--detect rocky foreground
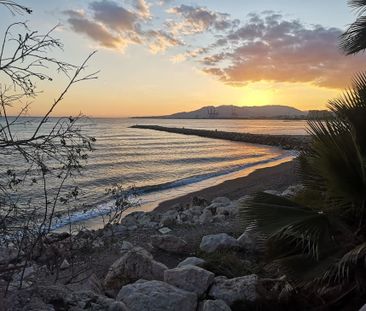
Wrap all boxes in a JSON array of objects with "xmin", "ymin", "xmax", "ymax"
[{"xmin": 2, "ymin": 186, "xmax": 305, "ymax": 311}]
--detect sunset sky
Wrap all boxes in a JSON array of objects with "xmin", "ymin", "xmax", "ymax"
[{"xmin": 1, "ymin": 0, "xmax": 365, "ymax": 117}]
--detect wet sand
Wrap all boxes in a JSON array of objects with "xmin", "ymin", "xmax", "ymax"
[{"xmin": 156, "ymin": 159, "xmax": 299, "ymax": 212}]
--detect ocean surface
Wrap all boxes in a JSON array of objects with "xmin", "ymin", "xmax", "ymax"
[{"xmin": 1, "ymin": 118, "xmax": 307, "ymax": 229}]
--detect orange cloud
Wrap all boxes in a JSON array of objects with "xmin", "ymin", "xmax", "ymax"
[{"xmin": 194, "ymin": 12, "xmax": 366, "ymax": 89}]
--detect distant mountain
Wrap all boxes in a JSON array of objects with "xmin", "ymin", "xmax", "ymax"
[{"xmin": 151, "ymin": 105, "xmax": 307, "ymax": 119}]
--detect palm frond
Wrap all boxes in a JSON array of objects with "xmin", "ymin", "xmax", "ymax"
[
  {"xmin": 305, "ymin": 117, "xmax": 366, "ymax": 203},
  {"xmin": 348, "ymin": 0, "xmax": 366, "ymax": 14},
  {"xmin": 239, "ymin": 193, "xmax": 333, "ymax": 259},
  {"xmin": 334, "ymin": 242, "xmax": 366, "ymax": 281},
  {"xmin": 271, "ymin": 250, "xmax": 341, "ymax": 286},
  {"xmin": 340, "ymin": 16, "xmax": 366, "ymax": 54},
  {"xmin": 329, "ymin": 72, "xmax": 366, "ymax": 155}
]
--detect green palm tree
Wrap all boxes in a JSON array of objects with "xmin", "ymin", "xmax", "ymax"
[
  {"xmin": 341, "ymin": 0, "xmax": 366, "ymax": 54},
  {"xmin": 240, "ymin": 73, "xmax": 366, "ymax": 289}
]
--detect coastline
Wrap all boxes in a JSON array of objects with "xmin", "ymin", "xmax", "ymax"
[
  {"xmin": 155, "ymin": 159, "xmax": 299, "ymax": 213},
  {"xmin": 67, "ymin": 155, "xmax": 296, "ymax": 231}
]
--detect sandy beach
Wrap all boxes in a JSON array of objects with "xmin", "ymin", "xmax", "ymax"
[{"xmin": 156, "ymin": 159, "xmax": 299, "ymax": 213}]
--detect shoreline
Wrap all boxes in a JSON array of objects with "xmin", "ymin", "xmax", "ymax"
[
  {"xmin": 62, "ymin": 155, "xmax": 296, "ymax": 231},
  {"xmin": 155, "ymin": 159, "xmax": 299, "ymax": 213}
]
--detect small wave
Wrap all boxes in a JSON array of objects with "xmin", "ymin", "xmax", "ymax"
[
  {"xmin": 51, "ymin": 150, "xmax": 298, "ymax": 230},
  {"xmin": 130, "ymin": 152, "xmax": 296, "ymax": 195}
]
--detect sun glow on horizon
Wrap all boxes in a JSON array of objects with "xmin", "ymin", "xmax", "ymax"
[{"xmin": 237, "ymin": 87, "xmax": 275, "ymax": 107}]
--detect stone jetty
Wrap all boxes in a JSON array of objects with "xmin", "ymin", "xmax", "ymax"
[{"xmin": 131, "ymin": 125, "xmax": 310, "ymax": 150}]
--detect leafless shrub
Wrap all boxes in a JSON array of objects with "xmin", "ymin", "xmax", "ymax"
[{"xmin": 0, "ymin": 2, "xmax": 98, "ymax": 292}]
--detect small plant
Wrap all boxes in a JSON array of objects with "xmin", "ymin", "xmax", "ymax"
[{"xmin": 104, "ymin": 185, "xmax": 140, "ymax": 225}]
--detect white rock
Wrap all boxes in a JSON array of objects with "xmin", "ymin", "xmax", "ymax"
[
  {"xmin": 117, "ymin": 280, "xmax": 197, "ymax": 311},
  {"xmin": 164, "ymin": 265, "xmax": 214, "ymax": 296},
  {"xmin": 200, "ymin": 233, "xmax": 240, "ymax": 253},
  {"xmin": 201, "ymin": 300, "xmax": 231, "ymax": 311},
  {"xmin": 104, "ymin": 247, "xmax": 167, "ymax": 290},
  {"xmin": 60, "ymin": 259, "xmax": 70, "ymax": 270},
  {"xmin": 151, "ymin": 234, "xmax": 188, "ymax": 254},
  {"xmin": 212, "ymin": 197, "xmax": 231, "ymax": 206},
  {"xmin": 209, "ymin": 275, "xmax": 258, "ymax": 306},
  {"xmin": 177, "ymin": 257, "xmax": 206, "ymax": 268},
  {"xmin": 158, "ymin": 227, "xmax": 172, "ymax": 234}
]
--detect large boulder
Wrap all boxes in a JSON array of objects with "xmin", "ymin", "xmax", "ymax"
[
  {"xmin": 151, "ymin": 234, "xmax": 188, "ymax": 254},
  {"xmin": 117, "ymin": 280, "xmax": 197, "ymax": 311},
  {"xmin": 177, "ymin": 257, "xmax": 206, "ymax": 268},
  {"xmin": 104, "ymin": 247, "xmax": 167, "ymax": 290},
  {"xmin": 201, "ymin": 299, "xmax": 231, "ymax": 311},
  {"xmin": 200, "ymin": 233, "xmax": 240, "ymax": 253},
  {"xmin": 208, "ymin": 275, "xmax": 258, "ymax": 306},
  {"xmin": 164, "ymin": 265, "xmax": 214, "ymax": 296},
  {"xmin": 237, "ymin": 228, "xmax": 260, "ymax": 253}
]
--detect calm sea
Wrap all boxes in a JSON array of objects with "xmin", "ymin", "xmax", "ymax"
[{"xmin": 1, "ymin": 118, "xmax": 307, "ymax": 229}]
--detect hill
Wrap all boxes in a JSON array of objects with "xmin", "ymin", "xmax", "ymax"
[{"xmin": 141, "ymin": 105, "xmax": 307, "ymax": 119}]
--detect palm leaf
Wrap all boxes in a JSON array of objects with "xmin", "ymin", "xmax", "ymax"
[
  {"xmin": 305, "ymin": 117, "xmax": 366, "ymax": 203},
  {"xmin": 239, "ymin": 193, "xmax": 333, "ymax": 259},
  {"xmin": 340, "ymin": 16, "xmax": 366, "ymax": 54},
  {"xmin": 329, "ymin": 73, "xmax": 366, "ymax": 155},
  {"xmin": 334, "ymin": 242, "xmax": 366, "ymax": 281},
  {"xmin": 348, "ymin": 0, "xmax": 366, "ymax": 13}
]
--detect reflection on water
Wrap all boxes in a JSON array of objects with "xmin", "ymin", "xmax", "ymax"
[{"xmin": 1, "ymin": 117, "xmax": 306, "ymax": 228}]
